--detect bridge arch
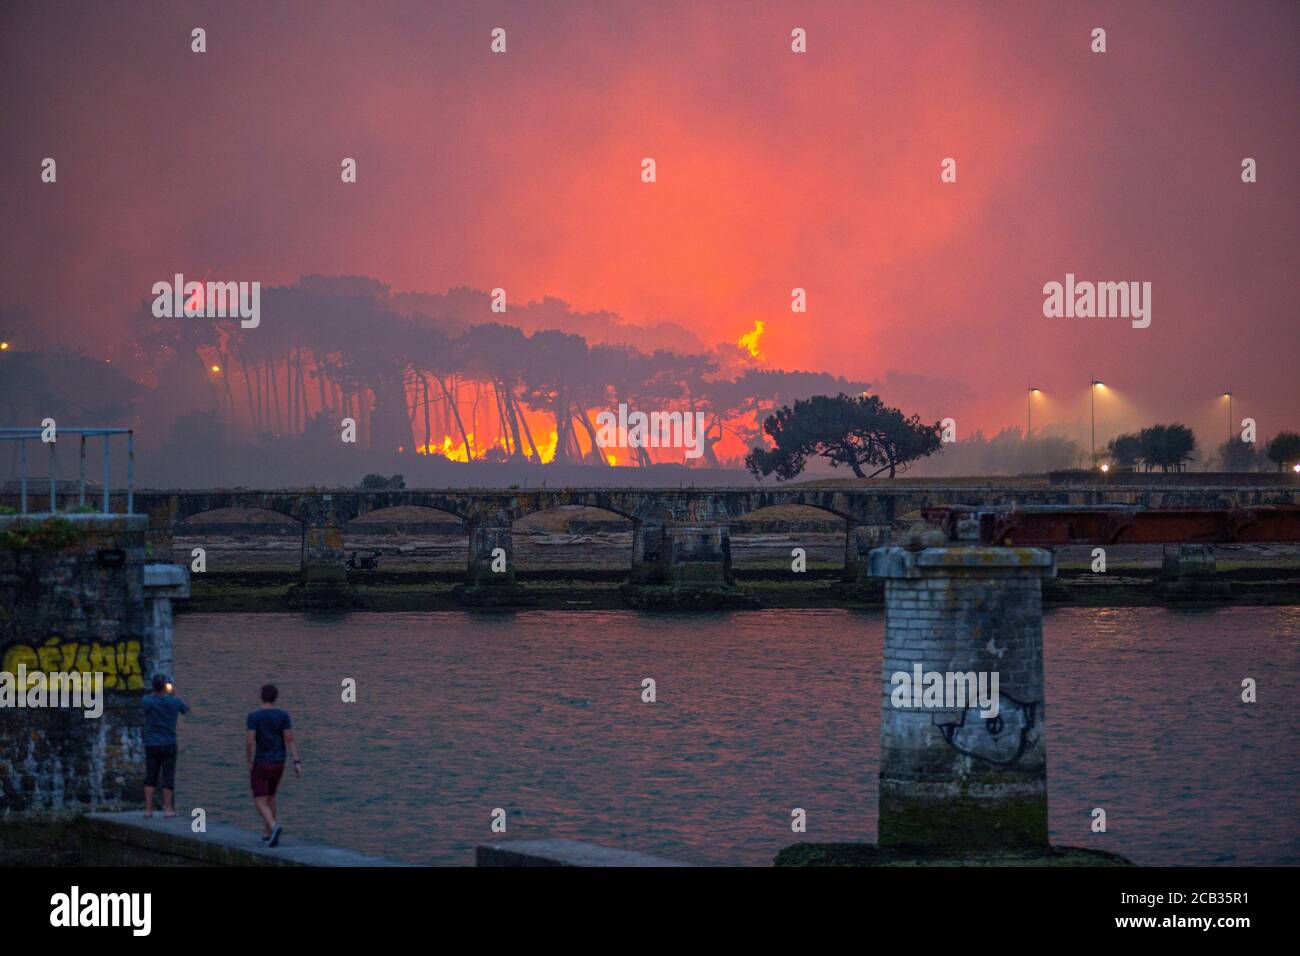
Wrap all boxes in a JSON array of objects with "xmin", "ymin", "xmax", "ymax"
[
  {"xmin": 171, "ymin": 494, "xmax": 305, "ymax": 525},
  {"xmin": 340, "ymin": 504, "xmax": 469, "ymax": 575},
  {"xmin": 519, "ymin": 492, "xmax": 643, "ymax": 524},
  {"xmin": 172, "ymin": 503, "xmax": 304, "ymax": 572},
  {"xmin": 729, "ymin": 503, "xmax": 850, "ymax": 580},
  {"xmin": 511, "ymin": 504, "xmax": 636, "ymax": 581},
  {"xmin": 344, "ymin": 502, "xmax": 467, "ymax": 527}
]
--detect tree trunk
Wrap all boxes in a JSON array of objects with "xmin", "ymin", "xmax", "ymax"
[
  {"xmin": 237, "ymin": 357, "xmax": 256, "ymax": 433},
  {"xmin": 492, "ymin": 383, "xmax": 510, "ymax": 456},
  {"xmin": 316, "ymin": 357, "xmax": 328, "ymax": 419},
  {"xmin": 576, "ymin": 410, "xmax": 607, "ymax": 466},
  {"xmin": 435, "ymin": 375, "xmax": 473, "ymax": 458},
  {"xmin": 501, "ymin": 384, "xmax": 527, "ymax": 461},
  {"xmin": 511, "ymin": 394, "xmax": 541, "ymax": 462},
  {"xmin": 421, "ymin": 374, "xmax": 432, "ymax": 453}
]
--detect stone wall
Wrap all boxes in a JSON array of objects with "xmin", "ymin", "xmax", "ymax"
[{"xmin": 0, "ymin": 514, "xmax": 182, "ymax": 814}]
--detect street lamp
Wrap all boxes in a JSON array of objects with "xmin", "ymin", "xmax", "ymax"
[
  {"xmin": 1090, "ymin": 378, "xmax": 1105, "ymax": 467},
  {"xmin": 1223, "ymin": 391, "xmax": 1233, "ymax": 447},
  {"xmin": 1027, "ymin": 387, "xmax": 1040, "ymax": 438}
]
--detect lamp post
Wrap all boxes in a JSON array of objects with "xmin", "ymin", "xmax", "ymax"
[
  {"xmin": 1224, "ymin": 391, "xmax": 1233, "ymax": 448},
  {"xmin": 1027, "ymin": 387, "xmax": 1040, "ymax": 438},
  {"xmin": 1090, "ymin": 378, "xmax": 1104, "ymax": 467}
]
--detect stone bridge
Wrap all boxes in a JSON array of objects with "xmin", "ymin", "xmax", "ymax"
[{"xmin": 90, "ymin": 482, "xmax": 1292, "ymax": 604}]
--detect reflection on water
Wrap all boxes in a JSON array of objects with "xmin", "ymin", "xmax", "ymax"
[{"xmin": 171, "ymin": 607, "xmax": 1299, "ymax": 865}]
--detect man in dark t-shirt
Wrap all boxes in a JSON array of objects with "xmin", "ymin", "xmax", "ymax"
[
  {"xmin": 245, "ymin": 683, "xmax": 301, "ymax": 847},
  {"xmin": 141, "ymin": 674, "xmax": 189, "ymax": 817}
]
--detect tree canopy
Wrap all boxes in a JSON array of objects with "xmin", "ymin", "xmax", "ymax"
[
  {"xmin": 1106, "ymin": 433, "xmax": 1144, "ymax": 470},
  {"xmin": 1265, "ymin": 431, "xmax": 1300, "ymax": 471},
  {"xmin": 1137, "ymin": 424, "xmax": 1197, "ymax": 472},
  {"xmin": 745, "ymin": 393, "xmax": 941, "ymax": 480},
  {"xmin": 1214, "ymin": 438, "xmax": 1261, "ymax": 472}
]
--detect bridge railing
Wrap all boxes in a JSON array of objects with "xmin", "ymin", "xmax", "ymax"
[
  {"xmin": 920, "ymin": 503, "xmax": 1300, "ymax": 545},
  {"xmin": 0, "ymin": 427, "xmax": 134, "ymax": 515}
]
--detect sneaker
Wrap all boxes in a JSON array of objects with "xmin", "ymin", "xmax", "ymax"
[
  {"xmin": 259, "ymin": 834, "xmax": 270, "ymax": 845},
  {"xmin": 267, "ymin": 824, "xmax": 283, "ymax": 847}
]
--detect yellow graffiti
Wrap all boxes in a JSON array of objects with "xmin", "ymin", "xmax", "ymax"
[{"xmin": 2, "ymin": 637, "xmax": 143, "ymax": 691}]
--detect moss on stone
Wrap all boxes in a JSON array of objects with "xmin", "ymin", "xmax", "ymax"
[
  {"xmin": 775, "ymin": 842, "xmax": 1133, "ymax": 867},
  {"xmin": 877, "ymin": 789, "xmax": 1050, "ymax": 849},
  {"xmin": 0, "ymin": 516, "xmax": 88, "ymax": 551}
]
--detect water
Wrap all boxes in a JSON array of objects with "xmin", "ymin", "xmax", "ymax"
[{"xmin": 170, "ymin": 607, "xmax": 1300, "ymax": 866}]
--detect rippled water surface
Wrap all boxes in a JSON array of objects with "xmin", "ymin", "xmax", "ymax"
[{"xmin": 171, "ymin": 607, "xmax": 1300, "ymax": 865}]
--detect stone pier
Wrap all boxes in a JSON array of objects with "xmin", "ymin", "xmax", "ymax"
[
  {"xmin": 622, "ymin": 517, "xmax": 756, "ymax": 608},
  {"xmin": 1161, "ymin": 544, "xmax": 1230, "ymax": 601},
  {"xmin": 832, "ymin": 521, "xmax": 889, "ymax": 600},
  {"xmin": 868, "ymin": 545, "xmax": 1055, "ymax": 849},
  {"xmin": 143, "ymin": 563, "xmax": 189, "ymax": 683},
  {"xmin": 287, "ymin": 518, "xmax": 354, "ymax": 608},
  {"xmin": 0, "ymin": 514, "xmax": 188, "ymax": 813},
  {"xmin": 454, "ymin": 514, "xmax": 533, "ymax": 606}
]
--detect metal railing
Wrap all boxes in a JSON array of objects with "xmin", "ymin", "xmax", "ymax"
[{"xmin": 0, "ymin": 428, "xmax": 133, "ymax": 514}]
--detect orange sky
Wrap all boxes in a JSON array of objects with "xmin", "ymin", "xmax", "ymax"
[{"xmin": 2, "ymin": 0, "xmax": 1296, "ymax": 447}]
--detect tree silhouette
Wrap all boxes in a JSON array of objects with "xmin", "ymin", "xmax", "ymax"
[
  {"xmin": 1265, "ymin": 431, "xmax": 1300, "ymax": 471},
  {"xmin": 1136, "ymin": 423, "xmax": 1197, "ymax": 472},
  {"xmin": 1214, "ymin": 438, "xmax": 1261, "ymax": 471},
  {"xmin": 746, "ymin": 393, "xmax": 941, "ymax": 480},
  {"xmin": 1106, "ymin": 433, "xmax": 1143, "ymax": 470}
]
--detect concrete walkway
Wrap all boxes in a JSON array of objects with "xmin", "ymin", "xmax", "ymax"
[
  {"xmin": 85, "ymin": 811, "xmax": 409, "ymax": 866},
  {"xmin": 477, "ymin": 838, "xmax": 692, "ymax": 867}
]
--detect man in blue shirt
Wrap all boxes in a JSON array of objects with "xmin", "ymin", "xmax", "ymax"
[
  {"xmin": 246, "ymin": 683, "xmax": 301, "ymax": 847},
  {"xmin": 140, "ymin": 673, "xmax": 189, "ymax": 818}
]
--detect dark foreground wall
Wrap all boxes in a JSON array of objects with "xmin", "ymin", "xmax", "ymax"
[
  {"xmin": 0, "ymin": 514, "xmax": 178, "ymax": 814},
  {"xmin": 0, "ymin": 813, "xmax": 403, "ymax": 866}
]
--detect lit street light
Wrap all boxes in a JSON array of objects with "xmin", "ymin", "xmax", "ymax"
[
  {"xmin": 1090, "ymin": 378, "xmax": 1105, "ymax": 467},
  {"xmin": 1027, "ymin": 386, "xmax": 1040, "ymax": 438},
  {"xmin": 1223, "ymin": 391, "xmax": 1233, "ymax": 447}
]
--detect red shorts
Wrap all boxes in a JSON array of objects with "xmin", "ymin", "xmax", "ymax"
[{"xmin": 250, "ymin": 761, "xmax": 285, "ymax": 797}]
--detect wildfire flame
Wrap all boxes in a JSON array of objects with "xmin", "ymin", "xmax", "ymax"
[
  {"xmin": 738, "ymin": 320, "xmax": 766, "ymax": 360},
  {"xmin": 536, "ymin": 430, "xmax": 558, "ymax": 464},
  {"xmin": 416, "ymin": 430, "xmax": 564, "ymax": 464}
]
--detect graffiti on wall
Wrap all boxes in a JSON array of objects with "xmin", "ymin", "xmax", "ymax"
[
  {"xmin": 1, "ymin": 637, "xmax": 144, "ymax": 691},
  {"xmin": 937, "ymin": 694, "xmax": 1040, "ymax": 767}
]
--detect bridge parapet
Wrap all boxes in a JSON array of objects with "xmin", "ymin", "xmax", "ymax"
[{"xmin": 47, "ymin": 483, "xmax": 1294, "ymax": 609}]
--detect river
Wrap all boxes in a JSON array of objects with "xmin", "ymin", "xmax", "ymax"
[{"xmin": 169, "ymin": 606, "xmax": 1300, "ymax": 865}]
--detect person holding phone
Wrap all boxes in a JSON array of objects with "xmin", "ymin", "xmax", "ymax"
[{"xmin": 141, "ymin": 673, "xmax": 189, "ymax": 818}]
